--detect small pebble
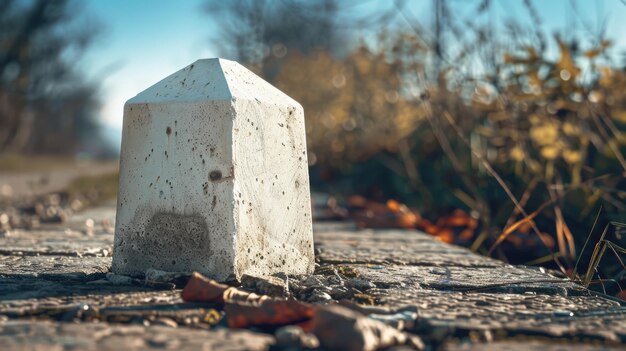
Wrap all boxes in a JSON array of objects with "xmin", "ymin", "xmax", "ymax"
[
  {"xmin": 429, "ymin": 267, "xmax": 447, "ymax": 275},
  {"xmin": 274, "ymin": 325, "xmax": 320, "ymax": 349},
  {"xmin": 346, "ymin": 278, "xmax": 376, "ymax": 291},
  {"xmin": 153, "ymin": 317, "xmax": 178, "ymax": 328},
  {"xmin": 326, "ymin": 275, "xmax": 343, "ymax": 286},
  {"xmin": 61, "ymin": 303, "xmax": 98, "ymax": 322},
  {"xmin": 303, "ymin": 275, "xmax": 325, "ymax": 288},
  {"xmin": 330, "ymin": 286, "xmax": 353, "ymax": 300},
  {"xmin": 553, "ymin": 310, "xmax": 574, "ymax": 317},
  {"xmin": 308, "ymin": 290, "xmax": 332, "ymax": 303}
]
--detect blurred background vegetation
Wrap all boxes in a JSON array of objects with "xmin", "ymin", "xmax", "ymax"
[
  {"xmin": 0, "ymin": 0, "xmax": 625, "ymax": 294},
  {"xmin": 0, "ymin": 0, "xmax": 112, "ymax": 156}
]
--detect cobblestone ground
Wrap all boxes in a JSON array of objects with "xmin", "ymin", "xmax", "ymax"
[{"xmin": 1, "ymin": 203, "xmax": 625, "ymax": 350}]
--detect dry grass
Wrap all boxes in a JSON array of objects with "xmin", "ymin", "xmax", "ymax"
[
  {"xmin": 0, "ymin": 154, "xmax": 77, "ymax": 173},
  {"xmin": 66, "ymin": 172, "xmax": 119, "ymax": 205}
]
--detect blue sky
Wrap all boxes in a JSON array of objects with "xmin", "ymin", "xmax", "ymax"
[
  {"xmin": 80, "ymin": 0, "xmax": 626, "ymax": 147},
  {"xmin": 82, "ymin": 0, "xmax": 216, "ymax": 139}
]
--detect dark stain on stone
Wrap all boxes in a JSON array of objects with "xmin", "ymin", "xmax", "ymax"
[
  {"xmin": 119, "ymin": 212, "xmax": 212, "ymax": 273},
  {"xmin": 166, "ymin": 126, "xmax": 171, "ymax": 136},
  {"xmin": 211, "ymin": 195, "xmax": 217, "ymax": 210},
  {"xmin": 209, "ymin": 170, "xmax": 222, "ymax": 181}
]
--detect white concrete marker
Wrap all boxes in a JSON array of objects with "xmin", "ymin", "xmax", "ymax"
[{"xmin": 112, "ymin": 58, "xmax": 314, "ymax": 280}]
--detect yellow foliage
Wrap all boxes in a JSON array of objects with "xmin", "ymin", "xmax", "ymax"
[
  {"xmin": 266, "ymin": 30, "xmax": 624, "ymax": 204},
  {"xmin": 540, "ymin": 146, "xmax": 560, "ymax": 160},
  {"xmin": 510, "ymin": 146, "xmax": 525, "ymax": 161},
  {"xmin": 555, "ymin": 39, "xmax": 580, "ymax": 82},
  {"xmin": 563, "ymin": 150, "xmax": 582, "ymax": 164},
  {"xmin": 562, "ymin": 122, "xmax": 581, "ymax": 137},
  {"xmin": 272, "ymin": 40, "xmax": 421, "ymax": 164},
  {"xmin": 530, "ymin": 124, "xmax": 559, "ymax": 146}
]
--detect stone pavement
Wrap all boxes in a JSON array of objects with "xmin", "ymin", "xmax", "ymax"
[{"xmin": 1, "ymin": 203, "xmax": 625, "ymax": 350}]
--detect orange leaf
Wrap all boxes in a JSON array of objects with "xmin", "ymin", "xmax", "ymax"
[
  {"xmin": 182, "ymin": 272, "xmax": 315, "ymax": 329},
  {"xmin": 488, "ymin": 208, "xmax": 541, "ymax": 255},
  {"xmin": 459, "ymin": 229, "xmax": 475, "ymax": 241},
  {"xmin": 583, "ymin": 48, "xmax": 602, "ymax": 59},
  {"xmin": 436, "ymin": 229, "xmax": 454, "ymax": 244},
  {"xmin": 386, "ymin": 199, "xmax": 400, "ymax": 212},
  {"xmin": 181, "ymin": 272, "xmax": 229, "ymax": 303},
  {"xmin": 398, "ymin": 212, "xmax": 419, "ymax": 228},
  {"xmin": 225, "ymin": 299, "xmax": 314, "ymax": 328},
  {"xmin": 347, "ymin": 195, "xmax": 367, "ymax": 208}
]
